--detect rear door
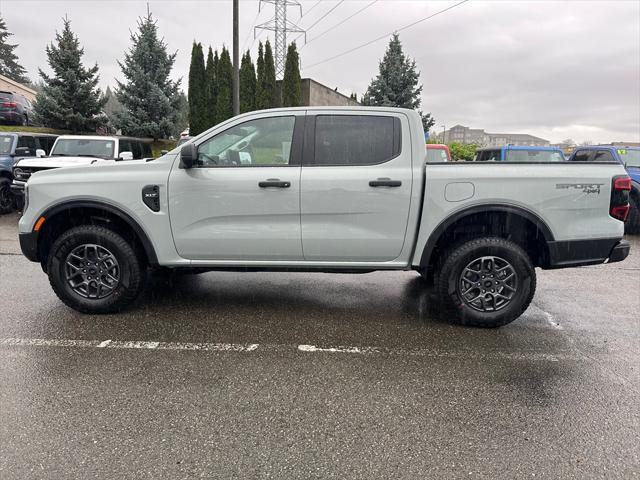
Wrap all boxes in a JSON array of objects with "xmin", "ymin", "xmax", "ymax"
[{"xmin": 300, "ymin": 112, "xmax": 412, "ymax": 262}]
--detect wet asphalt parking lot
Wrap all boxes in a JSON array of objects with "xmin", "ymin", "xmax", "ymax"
[{"xmin": 0, "ymin": 211, "xmax": 638, "ymax": 479}]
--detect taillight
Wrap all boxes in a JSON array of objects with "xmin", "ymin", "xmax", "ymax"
[
  {"xmin": 1, "ymin": 102, "xmax": 18, "ymax": 109},
  {"xmin": 610, "ymin": 175, "xmax": 631, "ymax": 221}
]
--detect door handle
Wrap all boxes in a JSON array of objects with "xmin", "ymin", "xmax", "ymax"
[
  {"xmin": 259, "ymin": 179, "xmax": 291, "ymax": 188},
  {"xmin": 369, "ymin": 178, "xmax": 402, "ymax": 187}
]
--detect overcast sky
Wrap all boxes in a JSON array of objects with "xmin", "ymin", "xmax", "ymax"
[{"xmin": 2, "ymin": 0, "xmax": 639, "ymax": 143}]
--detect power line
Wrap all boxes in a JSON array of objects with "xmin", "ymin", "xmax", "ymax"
[
  {"xmin": 301, "ymin": 0, "xmax": 378, "ymax": 49},
  {"xmin": 293, "ymin": 0, "xmax": 345, "ymax": 43},
  {"xmin": 303, "ymin": 0, "xmax": 470, "ymax": 70},
  {"xmin": 300, "ymin": 0, "xmax": 322, "ymax": 20},
  {"xmin": 242, "ymin": 6, "xmax": 263, "ymax": 51}
]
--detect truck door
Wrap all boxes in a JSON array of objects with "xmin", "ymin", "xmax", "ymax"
[
  {"xmin": 168, "ymin": 113, "xmax": 305, "ymax": 261},
  {"xmin": 300, "ymin": 112, "xmax": 412, "ymax": 262}
]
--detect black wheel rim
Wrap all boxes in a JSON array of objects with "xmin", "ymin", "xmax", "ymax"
[
  {"xmin": 0, "ymin": 184, "xmax": 13, "ymax": 210},
  {"xmin": 458, "ymin": 256, "xmax": 518, "ymax": 312},
  {"xmin": 65, "ymin": 244, "xmax": 120, "ymax": 299}
]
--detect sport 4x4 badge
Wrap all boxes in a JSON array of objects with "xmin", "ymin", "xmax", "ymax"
[{"xmin": 556, "ymin": 183, "xmax": 604, "ymax": 194}]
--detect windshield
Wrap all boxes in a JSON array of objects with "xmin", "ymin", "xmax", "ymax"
[
  {"xmin": 0, "ymin": 135, "xmax": 14, "ymax": 155},
  {"xmin": 618, "ymin": 148, "xmax": 640, "ymax": 167},
  {"xmin": 50, "ymin": 138, "xmax": 115, "ymax": 159},
  {"xmin": 505, "ymin": 149, "xmax": 565, "ymax": 162}
]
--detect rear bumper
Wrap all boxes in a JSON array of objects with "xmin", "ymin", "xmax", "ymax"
[
  {"xmin": 0, "ymin": 111, "xmax": 22, "ymax": 124},
  {"xmin": 546, "ymin": 238, "xmax": 629, "ymax": 268},
  {"xmin": 19, "ymin": 231, "xmax": 39, "ymax": 262}
]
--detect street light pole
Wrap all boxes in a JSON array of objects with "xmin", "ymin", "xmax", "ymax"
[{"xmin": 232, "ymin": 0, "xmax": 240, "ymax": 116}]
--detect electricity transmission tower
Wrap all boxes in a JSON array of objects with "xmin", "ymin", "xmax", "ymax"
[{"xmin": 255, "ymin": 0, "xmax": 306, "ymax": 79}]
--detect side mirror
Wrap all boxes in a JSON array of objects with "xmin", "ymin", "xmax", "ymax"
[
  {"xmin": 36, "ymin": 149, "xmax": 46, "ymax": 158},
  {"xmin": 13, "ymin": 147, "xmax": 31, "ymax": 157},
  {"xmin": 119, "ymin": 151, "xmax": 134, "ymax": 161},
  {"xmin": 180, "ymin": 143, "xmax": 197, "ymax": 169}
]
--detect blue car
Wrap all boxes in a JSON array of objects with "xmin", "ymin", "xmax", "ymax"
[
  {"xmin": 0, "ymin": 132, "xmax": 58, "ymax": 214},
  {"xmin": 474, "ymin": 145, "xmax": 566, "ymax": 162},
  {"xmin": 569, "ymin": 145, "xmax": 640, "ymax": 233}
]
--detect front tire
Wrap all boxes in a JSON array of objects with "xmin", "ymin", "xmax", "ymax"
[
  {"xmin": 0, "ymin": 177, "xmax": 15, "ymax": 214},
  {"xmin": 436, "ymin": 237, "xmax": 536, "ymax": 328},
  {"xmin": 47, "ymin": 225, "xmax": 145, "ymax": 313}
]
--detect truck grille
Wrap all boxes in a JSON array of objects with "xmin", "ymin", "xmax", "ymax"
[{"xmin": 12, "ymin": 166, "xmax": 53, "ymax": 182}]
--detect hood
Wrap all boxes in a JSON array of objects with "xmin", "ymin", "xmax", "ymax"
[{"xmin": 15, "ymin": 156, "xmax": 115, "ymax": 168}]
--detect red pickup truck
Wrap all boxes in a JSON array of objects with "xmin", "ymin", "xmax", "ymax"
[{"xmin": 426, "ymin": 143, "xmax": 451, "ymax": 162}]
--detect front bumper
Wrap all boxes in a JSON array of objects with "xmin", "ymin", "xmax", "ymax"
[
  {"xmin": 546, "ymin": 238, "xmax": 630, "ymax": 268},
  {"xmin": 19, "ymin": 231, "xmax": 39, "ymax": 262},
  {"xmin": 10, "ymin": 180, "xmax": 25, "ymax": 198}
]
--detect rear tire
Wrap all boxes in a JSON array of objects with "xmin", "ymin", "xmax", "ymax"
[
  {"xmin": 0, "ymin": 177, "xmax": 15, "ymax": 214},
  {"xmin": 625, "ymin": 195, "xmax": 640, "ymax": 235},
  {"xmin": 435, "ymin": 237, "xmax": 536, "ymax": 328},
  {"xmin": 47, "ymin": 225, "xmax": 145, "ymax": 313}
]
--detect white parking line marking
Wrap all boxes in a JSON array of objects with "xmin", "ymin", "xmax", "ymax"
[
  {"xmin": 298, "ymin": 344, "xmax": 380, "ymax": 354},
  {"xmin": 0, "ymin": 338, "xmax": 565, "ymax": 362},
  {"xmin": 0, "ymin": 338, "xmax": 259, "ymax": 352}
]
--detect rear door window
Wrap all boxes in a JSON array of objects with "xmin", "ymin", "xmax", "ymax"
[
  {"xmin": 312, "ymin": 115, "xmax": 401, "ymax": 166},
  {"xmin": 17, "ymin": 136, "xmax": 36, "ymax": 154}
]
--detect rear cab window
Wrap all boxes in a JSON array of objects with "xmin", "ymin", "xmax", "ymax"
[
  {"xmin": 311, "ymin": 115, "xmax": 401, "ymax": 166},
  {"xmin": 571, "ymin": 150, "xmax": 595, "ymax": 162},
  {"xmin": 426, "ymin": 148, "xmax": 449, "ymax": 163},
  {"xmin": 504, "ymin": 149, "xmax": 565, "ymax": 162}
]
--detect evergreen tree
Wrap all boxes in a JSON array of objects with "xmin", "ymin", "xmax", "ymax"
[
  {"xmin": 215, "ymin": 46, "xmax": 233, "ymax": 123},
  {"xmin": 263, "ymin": 40, "xmax": 277, "ymax": 108},
  {"xmin": 239, "ymin": 50, "xmax": 256, "ymax": 113},
  {"xmin": 103, "ymin": 86, "xmax": 122, "ymax": 132},
  {"xmin": 205, "ymin": 46, "xmax": 217, "ymax": 128},
  {"xmin": 172, "ymin": 91, "xmax": 189, "ymax": 138},
  {"xmin": 0, "ymin": 15, "xmax": 29, "ymax": 83},
  {"xmin": 282, "ymin": 43, "xmax": 301, "ymax": 107},
  {"xmin": 188, "ymin": 42, "xmax": 207, "ymax": 136},
  {"xmin": 255, "ymin": 42, "xmax": 268, "ymax": 110},
  {"xmin": 115, "ymin": 12, "xmax": 180, "ymax": 139},
  {"xmin": 363, "ymin": 33, "xmax": 434, "ymax": 130},
  {"xmin": 33, "ymin": 17, "xmax": 106, "ymax": 132}
]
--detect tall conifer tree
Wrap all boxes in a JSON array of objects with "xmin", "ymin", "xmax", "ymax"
[{"xmin": 33, "ymin": 18, "xmax": 105, "ymax": 132}]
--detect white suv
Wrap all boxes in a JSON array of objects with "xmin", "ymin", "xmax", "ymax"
[{"xmin": 12, "ymin": 135, "xmax": 152, "ymax": 201}]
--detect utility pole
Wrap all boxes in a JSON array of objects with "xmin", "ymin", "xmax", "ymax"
[
  {"xmin": 442, "ymin": 125, "xmax": 446, "ymax": 143},
  {"xmin": 233, "ymin": 0, "xmax": 240, "ymax": 116},
  {"xmin": 255, "ymin": 0, "xmax": 306, "ymax": 80}
]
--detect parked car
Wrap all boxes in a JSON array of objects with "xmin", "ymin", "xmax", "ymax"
[
  {"xmin": 0, "ymin": 132, "xmax": 58, "ymax": 213},
  {"xmin": 176, "ymin": 136, "xmax": 191, "ymax": 147},
  {"xmin": 11, "ymin": 135, "xmax": 152, "ymax": 205},
  {"xmin": 568, "ymin": 145, "xmax": 640, "ymax": 233},
  {"xmin": 474, "ymin": 145, "xmax": 565, "ymax": 162},
  {"xmin": 0, "ymin": 91, "xmax": 34, "ymax": 126},
  {"xmin": 426, "ymin": 143, "xmax": 451, "ymax": 162},
  {"xmin": 17, "ymin": 107, "xmax": 630, "ymax": 327}
]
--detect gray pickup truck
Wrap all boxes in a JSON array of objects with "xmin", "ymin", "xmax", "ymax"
[{"xmin": 17, "ymin": 107, "xmax": 631, "ymax": 327}]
